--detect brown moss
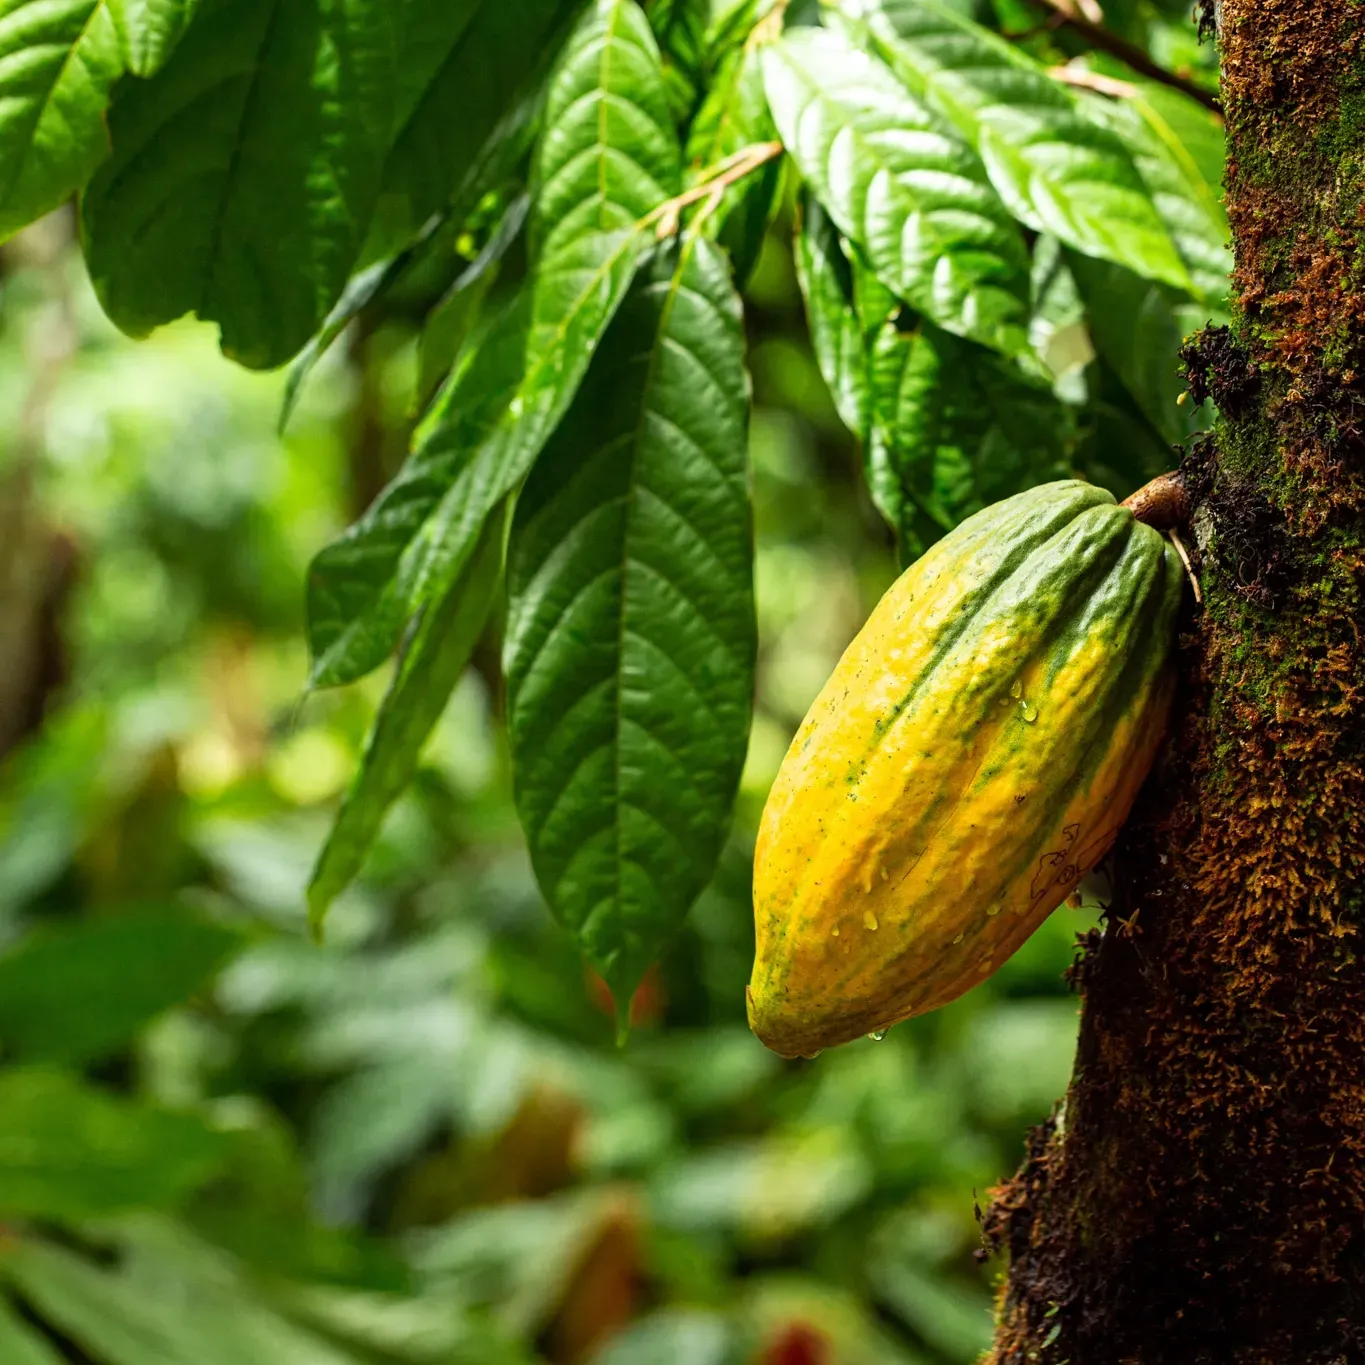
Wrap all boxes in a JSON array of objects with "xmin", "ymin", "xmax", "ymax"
[{"xmin": 985, "ymin": 0, "xmax": 1365, "ymax": 1359}]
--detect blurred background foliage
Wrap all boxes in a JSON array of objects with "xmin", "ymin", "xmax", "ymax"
[{"xmin": 0, "ymin": 0, "xmax": 1217, "ymax": 1356}]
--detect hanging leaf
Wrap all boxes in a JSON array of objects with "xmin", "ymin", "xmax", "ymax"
[
  {"xmin": 793, "ymin": 196, "xmax": 871, "ymax": 442},
  {"xmin": 532, "ymin": 0, "xmax": 681, "ymax": 240},
  {"xmin": 307, "ymin": 501, "xmax": 510, "ymax": 932},
  {"xmin": 506, "ymin": 234, "xmax": 754, "ymax": 1009},
  {"xmin": 0, "ymin": 0, "xmax": 124, "ymax": 240},
  {"xmin": 1066, "ymin": 250, "xmax": 1200, "ymax": 446},
  {"xmin": 685, "ymin": 19, "xmax": 781, "ymax": 285},
  {"xmin": 764, "ymin": 26, "xmax": 1031, "ymax": 357},
  {"xmin": 382, "ymin": 0, "xmax": 583, "ymax": 233},
  {"xmin": 81, "ymin": 0, "xmax": 396, "ymax": 368},
  {"xmin": 108, "ymin": 0, "xmax": 202, "ymax": 76},
  {"xmin": 866, "ymin": 311, "xmax": 1073, "ymax": 560},
  {"xmin": 306, "ymin": 0, "xmax": 681, "ymax": 688},
  {"xmin": 841, "ymin": 0, "xmax": 1193, "ymax": 293},
  {"xmin": 1088, "ymin": 79, "xmax": 1231, "ymax": 313}
]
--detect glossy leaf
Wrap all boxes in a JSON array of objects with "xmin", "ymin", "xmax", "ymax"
[
  {"xmin": 0, "ymin": 0, "xmax": 124, "ymax": 240},
  {"xmin": 383, "ymin": 0, "xmax": 583, "ymax": 232},
  {"xmin": 0, "ymin": 1069, "xmax": 229, "ymax": 1219},
  {"xmin": 506, "ymin": 235, "xmax": 755, "ymax": 1007},
  {"xmin": 533, "ymin": 0, "xmax": 681, "ymax": 239},
  {"xmin": 0, "ymin": 909, "xmax": 241, "ymax": 1063},
  {"xmin": 866, "ymin": 312, "xmax": 1072, "ymax": 559},
  {"xmin": 307, "ymin": 501, "xmax": 510, "ymax": 932},
  {"xmin": 307, "ymin": 0, "xmax": 680, "ymax": 687},
  {"xmin": 81, "ymin": 0, "xmax": 396, "ymax": 368},
  {"xmin": 794, "ymin": 196, "xmax": 871, "ymax": 441},
  {"xmin": 281, "ymin": 210, "xmax": 449, "ymax": 433},
  {"xmin": 1091, "ymin": 80, "xmax": 1230, "ymax": 311},
  {"xmin": 685, "ymin": 31, "xmax": 781, "ymax": 285},
  {"xmin": 843, "ymin": 0, "xmax": 1193, "ymax": 292},
  {"xmin": 108, "ymin": 0, "xmax": 200, "ymax": 76},
  {"xmin": 415, "ymin": 192, "xmax": 530, "ymax": 411},
  {"xmin": 1066, "ymin": 249, "xmax": 1197, "ymax": 445},
  {"xmin": 764, "ymin": 26, "xmax": 1031, "ymax": 356}
]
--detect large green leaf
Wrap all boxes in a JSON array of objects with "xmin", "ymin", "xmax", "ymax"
[
  {"xmin": 793, "ymin": 196, "xmax": 871, "ymax": 441},
  {"xmin": 81, "ymin": 0, "xmax": 396, "ymax": 368},
  {"xmin": 1090, "ymin": 80, "xmax": 1230, "ymax": 312},
  {"xmin": 1066, "ymin": 249, "xmax": 1197, "ymax": 446},
  {"xmin": 0, "ymin": 1069, "xmax": 229, "ymax": 1219},
  {"xmin": 533, "ymin": 0, "xmax": 681, "ymax": 238},
  {"xmin": 763, "ymin": 26, "xmax": 1031, "ymax": 357},
  {"xmin": 382, "ymin": 0, "xmax": 583, "ymax": 232},
  {"xmin": 866, "ymin": 311, "xmax": 1072, "ymax": 559},
  {"xmin": 108, "ymin": 0, "xmax": 200, "ymax": 75},
  {"xmin": 843, "ymin": 0, "xmax": 1192, "ymax": 293},
  {"xmin": 685, "ymin": 25, "xmax": 780, "ymax": 285},
  {"xmin": 0, "ymin": 908, "xmax": 241, "ymax": 1063},
  {"xmin": 306, "ymin": 0, "xmax": 680, "ymax": 687},
  {"xmin": 506, "ymin": 234, "xmax": 754, "ymax": 1008},
  {"xmin": 0, "ymin": 0, "xmax": 124, "ymax": 240},
  {"xmin": 307, "ymin": 501, "xmax": 510, "ymax": 931}
]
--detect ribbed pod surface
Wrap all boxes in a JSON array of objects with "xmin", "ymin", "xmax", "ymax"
[{"xmin": 747, "ymin": 481, "xmax": 1185, "ymax": 1058}]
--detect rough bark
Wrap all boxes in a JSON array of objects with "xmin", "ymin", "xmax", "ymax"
[{"xmin": 984, "ymin": 2, "xmax": 1365, "ymax": 1360}]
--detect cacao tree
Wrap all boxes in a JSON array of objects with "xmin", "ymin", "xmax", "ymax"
[{"xmin": 7, "ymin": 0, "xmax": 1352, "ymax": 1357}]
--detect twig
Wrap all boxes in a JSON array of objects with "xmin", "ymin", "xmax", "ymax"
[
  {"xmin": 1019, "ymin": 0, "xmax": 1222, "ymax": 115},
  {"xmin": 644, "ymin": 141, "xmax": 784, "ymax": 239}
]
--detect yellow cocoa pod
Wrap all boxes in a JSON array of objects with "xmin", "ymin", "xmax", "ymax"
[{"xmin": 747, "ymin": 480, "xmax": 1184, "ymax": 1058}]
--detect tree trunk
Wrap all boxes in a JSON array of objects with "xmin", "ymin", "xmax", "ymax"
[{"xmin": 983, "ymin": 3, "xmax": 1365, "ymax": 1360}]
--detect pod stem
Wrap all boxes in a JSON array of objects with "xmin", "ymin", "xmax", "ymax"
[{"xmin": 1121, "ymin": 471, "xmax": 1189, "ymax": 529}]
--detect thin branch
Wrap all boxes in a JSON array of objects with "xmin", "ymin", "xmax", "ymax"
[
  {"xmin": 1019, "ymin": 0, "xmax": 1222, "ymax": 115},
  {"xmin": 645, "ymin": 141, "xmax": 785, "ymax": 239}
]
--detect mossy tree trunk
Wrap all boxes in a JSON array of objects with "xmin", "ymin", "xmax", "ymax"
[{"xmin": 983, "ymin": 2, "xmax": 1365, "ymax": 1360}]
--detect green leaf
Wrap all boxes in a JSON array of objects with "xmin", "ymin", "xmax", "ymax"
[
  {"xmin": 307, "ymin": 501, "xmax": 509, "ymax": 932},
  {"xmin": 0, "ymin": 908, "xmax": 241, "ymax": 1063},
  {"xmin": 685, "ymin": 32, "xmax": 780, "ymax": 285},
  {"xmin": 0, "ymin": 1069, "xmax": 229, "ymax": 1219},
  {"xmin": 281, "ymin": 209, "xmax": 448, "ymax": 433},
  {"xmin": 0, "ymin": 1229, "xmax": 369, "ymax": 1365},
  {"xmin": 793, "ymin": 196, "xmax": 871, "ymax": 441},
  {"xmin": 1091, "ymin": 80, "xmax": 1230, "ymax": 311},
  {"xmin": 81, "ymin": 0, "xmax": 396, "ymax": 368},
  {"xmin": 0, "ymin": 0, "xmax": 124, "ymax": 241},
  {"xmin": 506, "ymin": 234, "xmax": 755, "ymax": 1006},
  {"xmin": 414, "ymin": 192, "xmax": 530, "ymax": 412},
  {"xmin": 1066, "ymin": 250, "xmax": 1195, "ymax": 446},
  {"xmin": 0, "ymin": 1296, "xmax": 63, "ymax": 1365},
  {"xmin": 866, "ymin": 312, "xmax": 1072, "ymax": 559},
  {"xmin": 533, "ymin": 0, "xmax": 682, "ymax": 238},
  {"xmin": 108, "ymin": 0, "xmax": 200, "ymax": 76},
  {"xmin": 383, "ymin": 0, "xmax": 584, "ymax": 232},
  {"xmin": 763, "ymin": 26, "xmax": 1031, "ymax": 357},
  {"xmin": 843, "ymin": 0, "xmax": 1193, "ymax": 292},
  {"xmin": 306, "ymin": 0, "xmax": 680, "ymax": 688}
]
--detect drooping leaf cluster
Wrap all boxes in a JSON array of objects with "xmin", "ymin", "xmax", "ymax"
[{"xmin": 0, "ymin": 0, "xmax": 1227, "ymax": 1008}]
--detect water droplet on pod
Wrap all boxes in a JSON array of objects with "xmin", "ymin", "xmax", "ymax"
[
  {"xmin": 986, "ymin": 904, "xmax": 1001, "ymax": 917},
  {"xmin": 880, "ymin": 866, "xmax": 889, "ymax": 882},
  {"xmin": 863, "ymin": 910, "xmax": 879, "ymax": 931},
  {"xmin": 952, "ymin": 932, "xmax": 964, "ymax": 945},
  {"xmin": 831, "ymin": 925, "xmax": 840, "ymax": 937},
  {"xmin": 867, "ymin": 1028, "xmax": 889, "ymax": 1042},
  {"xmin": 1021, "ymin": 701, "xmax": 1038, "ymax": 723},
  {"xmin": 1010, "ymin": 680, "xmax": 1023, "ymax": 699}
]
